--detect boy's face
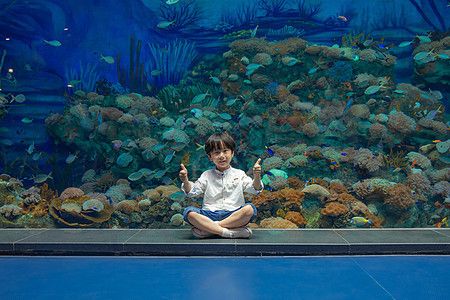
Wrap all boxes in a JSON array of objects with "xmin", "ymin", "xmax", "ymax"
[{"xmin": 208, "ymin": 147, "xmax": 234, "ymax": 172}]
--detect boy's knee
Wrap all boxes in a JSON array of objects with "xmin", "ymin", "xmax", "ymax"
[{"xmin": 242, "ymin": 204, "xmax": 255, "ymax": 217}]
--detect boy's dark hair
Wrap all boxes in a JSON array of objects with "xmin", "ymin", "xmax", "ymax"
[{"xmin": 205, "ymin": 131, "xmax": 236, "ymax": 154}]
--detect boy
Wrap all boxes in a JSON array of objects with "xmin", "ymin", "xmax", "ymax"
[{"xmin": 179, "ymin": 131, "xmax": 263, "ymax": 238}]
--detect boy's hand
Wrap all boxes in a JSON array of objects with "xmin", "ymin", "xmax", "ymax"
[
  {"xmin": 253, "ymin": 158, "xmax": 262, "ymax": 177},
  {"xmin": 179, "ymin": 164, "xmax": 188, "ymax": 182}
]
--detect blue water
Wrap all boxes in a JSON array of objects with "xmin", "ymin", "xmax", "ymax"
[{"xmin": 0, "ymin": 256, "xmax": 449, "ymax": 299}]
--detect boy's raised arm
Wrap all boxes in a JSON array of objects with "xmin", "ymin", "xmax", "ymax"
[
  {"xmin": 179, "ymin": 164, "xmax": 191, "ymax": 193},
  {"xmin": 252, "ymin": 158, "xmax": 262, "ymax": 191}
]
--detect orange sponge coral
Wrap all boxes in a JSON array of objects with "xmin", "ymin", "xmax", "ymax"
[
  {"xmin": 285, "ymin": 211, "xmax": 307, "ymax": 227},
  {"xmin": 385, "ymin": 184, "xmax": 415, "ymax": 211},
  {"xmin": 321, "ymin": 202, "xmax": 349, "ymax": 217}
]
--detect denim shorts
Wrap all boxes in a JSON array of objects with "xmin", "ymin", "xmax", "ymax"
[{"xmin": 183, "ymin": 203, "xmax": 257, "ymax": 225}]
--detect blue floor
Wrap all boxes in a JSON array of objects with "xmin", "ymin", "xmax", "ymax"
[{"xmin": 0, "ymin": 256, "xmax": 449, "ymax": 299}]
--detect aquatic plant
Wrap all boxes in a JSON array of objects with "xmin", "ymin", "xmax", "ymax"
[
  {"xmin": 259, "ymin": 0, "xmax": 288, "ymax": 17},
  {"xmin": 407, "ymin": 0, "xmax": 447, "ymax": 32},
  {"xmin": 219, "ymin": 1, "xmax": 257, "ymax": 28},
  {"xmin": 158, "ymin": 0, "xmax": 202, "ymax": 32},
  {"xmin": 371, "ymin": 1, "xmax": 409, "ymax": 31},
  {"xmin": 296, "ymin": 0, "xmax": 322, "ymax": 20},
  {"xmin": 116, "ymin": 35, "xmax": 146, "ymax": 94},
  {"xmin": 146, "ymin": 39, "xmax": 198, "ymax": 90},
  {"xmin": 65, "ymin": 61, "xmax": 101, "ymax": 92}
]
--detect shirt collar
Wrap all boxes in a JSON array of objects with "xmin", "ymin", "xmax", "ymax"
[{"xmin": 213, "ymin": 166, "xmax": 233, "ymax": 175}]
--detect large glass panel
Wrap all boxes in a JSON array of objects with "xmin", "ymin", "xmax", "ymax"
[{"xmin": 0, "ymin": 0, "xmax": 448, "ymax": 229}]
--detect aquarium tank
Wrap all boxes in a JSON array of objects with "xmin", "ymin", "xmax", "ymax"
[{"xmin": 0, "ymin": 0, "xmax": 448, "ymax": 229}]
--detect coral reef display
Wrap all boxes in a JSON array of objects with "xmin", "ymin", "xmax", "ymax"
[{"xmin": 0, "ymin": 0, "xmax": 448, "ymax": 230}]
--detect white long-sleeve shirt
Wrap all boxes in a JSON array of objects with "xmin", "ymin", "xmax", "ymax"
[{"xmin": 181, "ymin": 166, "xmax": 263, "ymax": 211}]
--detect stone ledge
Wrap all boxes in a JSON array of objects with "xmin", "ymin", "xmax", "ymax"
[{"xmin": 1, "ymin": 228, "xmax": 449, "ymax": 256}]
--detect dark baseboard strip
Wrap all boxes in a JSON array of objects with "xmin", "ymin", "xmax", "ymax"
[{"xmin": 1, "ymin": 228, "xmax": 449, "ymax": 256}]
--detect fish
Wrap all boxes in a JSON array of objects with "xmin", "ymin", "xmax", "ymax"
[
  {"xmin": 265, "ymin": 146, "xmax": 274, "ymax": 157},
  {"xmin": 190, "ymin": 108, "xmax": 203, "ymax": 118},
  {"xmin": 32, "ymin": 172, "xmax": 53, "ymax": 184},
  {"xmin": 68, "ymin": 79, "xmax": 81, "ymax": 86},
  {"xmin": 31, "ymin": 152, "xmax": 42, "ymax": 161},
  {"xmin": 437, "ymin": 53, "xmax": 449, "ymax": 59},
  {"xmin": 218, "ymin": 112, "xmax": 232, "ymax": 120},
  {"xmin": 210, "ymin": 76, "xmax": 220, "ymax": 84},
  {"xmin": 393, "ymin": 89, "xmax": 406, "ymax": 94},
  {"xmin": 417, "ymin": 35, "xmax": 431, "ymax": 43},
  {"xmin": 65, "ymin": 153, "xmax": 78, "ymax": 164},
  {"xmin": 151, "ymin": 70, "xmax": 162, "ymax": 76},
  {"xmin": 414, "ymin": 50, "xmax": 434, "ymax": 61},
  {"xmin": 245, "ymin": 63, "xmax": 263, "ymax": 76},
  {"xmin": 308, "ymin": 67, "xmax": 318, "ymax": 74},
  {"xmin": 13, "ymin": 94, "xmax": 26, "ymax": 103},
  {"xmin": 432, "ymin": 140, "xmax": 442, "ymax": 143},
  {"xmin": 411, "ymin": 159, "xmax": 418, "ymax": 168},
  {"xmin": 166, "ymin": 0, "xmax": 179, "ymax": 4},
  {"xmin": 352, "ymin": 55, "xmax": 360, "ymax": 61},
  {"xmin": 21, "ymin": 117, "xmax": 33, "ymax": 124},
  {"xmin": 226, "ymin": 98, "xmax": 237, "ymax": 106},
  {"xmin": 94, "ymin": 112, "xmax": 102, "ymax": 127},
  {"xmin": 157, "ymin": 20, "xmax": 175, "ymax": 29},
  {"xmin": 435, "ymin": 216, "xmax": 448, "ymax": 228},
  {"xmin": 337, "ymin": 15, "xmax": 348, "ymax": 22},
  {"xmin": 43, "ymin": 40, "xmax": 62, "ymax": 47},
  {"xmin": 192, "ymin": 92, "xmax": 210, "ymax": 104},
  {"xmin": 26, "ymin": 141, "xmax": 35, "ymax": 155},
  {"xmin": 195, "ymin": 143, "xmax": 205, "ymax": 151},
  {"xmin": 169, "ymin": 191, "xmax": 186, "ymax": 202},
  {"xmin": 154, "ymin": 169, "xmax": 167, "ymax": 179},
  {"xmin": 340, "ymin": 152, "xmax": 347, "ymax": 156},
  {"xmin": 342, "ymin": 98, "xmax": 353, "ymax": 114},
  {"xmin": 100, "ymin": 54, "xmax": 115, "ymax": 64},
  {"xmin": 282, "ymin": 56, "xmax": 299, "ymax": 66},
  {"xmin": 250, "ymin": 25, "xmax": 258, "ymax": 38},
  {"xmin": 128, "ymin": 171, "xmax": 144, "ymax": 181},
  {"xmin": 425, "ymin": 110, "xmax": 438, "ymax": 120},
  {"xmin": 364, "ymin": 85, "xmax": 382, "ymax": 95},
  {"xmin": 151, "ymin": 143, "xmax": 166, "ymax": 152},
  {"xmin": 243, "ymin": 79, "xmax": 252, "ymax": 84},
  {"xmin": 164, "ymin": 151, "xmax": 175, "ymax": 163},
  {"xmin": 350, "ymin": 216, "xmax": 372, "ymax": 227},
  {"xmin": 398, "ymin": 41, "xmax": 413, "ymax": 47}
]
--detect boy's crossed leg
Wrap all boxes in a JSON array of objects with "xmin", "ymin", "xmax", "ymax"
[{"xmin": 187, "ymin": 204, "xmax": 255, "ymax": 238}]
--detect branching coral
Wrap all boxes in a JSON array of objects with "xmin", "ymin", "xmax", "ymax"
[
  {"xmin": 158, "ymin": 0, "xmax": 202, "ymax": 32},
  {"xmin": 297, "ymin": 0, "xmax": 322, "ymax": 20},
  {"xmin": 259, "ymin": 0, "xmax": 288, "ymax": 17}
]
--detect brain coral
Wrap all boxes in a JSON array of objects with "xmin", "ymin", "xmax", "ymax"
[
  {"xmin": 353, "ymin": 148, "xmax": 384, "ymax": 173},
  {"xmin": 302, "ymin": 122, "xmax": 320, "ymax": 138},
  {"xmin": 259, "ymin": 217, "xmax": 298, "ymax": 228},
  {"xmin": 387, "ymin": 111, "xmax": 416, "ymax": 134},
  {"xmin": 321, "ymin": 202, "xmax": 349, "ymax": 217},
  {"xmin": 384, "ymin": 184, "xmax": 415, "ymax": 211},
  {"xmin": 406, "ymin": 152, "xmax": 432, "ymax": 170},
  {"xmin": 262, "ymin": 156, "xmax": 284, "ymax": 170},
  {"xmin": 60, "ymin": 187, "xmax": 85, "ymax": 200}
]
